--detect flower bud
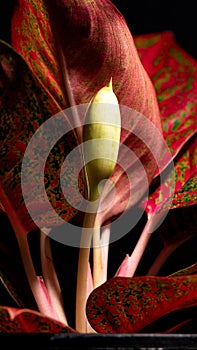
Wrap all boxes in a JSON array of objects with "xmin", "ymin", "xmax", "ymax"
[{"xmin": 83, "ymin": 78, "xmax": 121, "ymax": 200}]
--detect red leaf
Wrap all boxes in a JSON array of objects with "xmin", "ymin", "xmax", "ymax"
[
  {"xmin": 141, "ymin": 135, "xmax": 197, "ymax": 276},
  {"xmin": 135, "ymin": 32, "xmax": 197, "ymax": 215},
  {"xmin": 9, "ymin": 5, "xmax": 197, "ymax": 226},
  {"xmin": 86, "ymin": 275, "xmax": 197, "ymax": 333},
  {"xmin": 135, "ymin": 31, "xmax": 197, "ymax": 159},
  {"xmin": 11, "ymin": 1, "xmax": 162, "ymax": 217},
  {"xmin": 11, "ymin": 0, "xmax": 161, "ymax": 125},
  {"xmin": 170, "ymin": 171, "xmax": 197, "ymax": 209},
  {"xmin": 0, "ymin": 306, "xmax": 77, "ymax": 333},
  {"xmin": 0, "ymin": 40, "xmax": 82, "ymax": 233},
  {"xmin": 145, "ymin": 135, "xmax": 197, "ymax": 216},
  {"xmin": 11, "ymin": 0, "xmax": 65, "ymax": 110}
]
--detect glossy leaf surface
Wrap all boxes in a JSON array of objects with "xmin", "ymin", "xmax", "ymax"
[{"xmin": 86, "ymin": 275, "xmax": 197, "ymax": 333}]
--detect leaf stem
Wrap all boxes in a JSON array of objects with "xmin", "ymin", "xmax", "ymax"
[
  {"xmin": 115, "ymin": 211, "xmax": 167, "ymax": 277},
  {"xmin": 40, "ymin": 228, "xmax": 68, "ymax": 325},
  {"xmin": 14, "ymin": 234, "xmax": 60, "ymax": 321},
  {"xmin": 93, "ymin": 222, "xmax": 110, "ymax": 288},
  {"xmin": 115, "ymin": 219, "xmax": 152, "ymax": 277},
  {"xmin": 75, "ymin": 207, "xmax": 96, "ymax": 333},
  {"xmin": 0, "ymin": 186, "xmax": 62, "ymax": 322}
]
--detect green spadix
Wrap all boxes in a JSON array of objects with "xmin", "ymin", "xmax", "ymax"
[{"xmin": 83, "ymin": 78, "xmax": 121, "ymax": 201}]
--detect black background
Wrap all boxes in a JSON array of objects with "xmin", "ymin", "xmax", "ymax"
[{"xmin": 112, "ymin": 0, "xmax": 197, "ymax": 59}]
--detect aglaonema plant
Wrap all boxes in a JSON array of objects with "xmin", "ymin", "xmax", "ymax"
[
  {"xmin": 0, "ymin": 0, "xmax": 161, "ymax": 330},
  {"xmin": 0, "ymin": 0, "xmax": 197, "ymax": 334}
]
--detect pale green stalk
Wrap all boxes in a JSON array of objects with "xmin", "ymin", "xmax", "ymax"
[{"xmin": 75, "ymin": 79, "xmax": 121, "ymax": 332}]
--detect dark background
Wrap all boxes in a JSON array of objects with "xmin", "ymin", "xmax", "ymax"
[
  {"xmin": 113, "ymin": 0, "xmax": 197, "ymax": 60},
  {"xmin": 1, "ymin": 1, "xmax": 197, "ymax": 59}
]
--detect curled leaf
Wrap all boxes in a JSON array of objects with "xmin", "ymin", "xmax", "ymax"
[{"xmin": 0, "ymin": 306, "xmax": 77, "ymax": 333}]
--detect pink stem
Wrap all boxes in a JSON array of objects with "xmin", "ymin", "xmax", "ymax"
[
  {"xmin": 40, "ymin": 229, "xmax": 68, "ymax": 324},
  {"xmin": 15, "ymin": 234, "xmax": 60, "ymax": 321},
  {"xmin": 115, "ymin": 221, "xmax": 152, "ymax": 277},
  {"xmin": 115, "ymin": 211, "xmax": 167, "ymax": 277},
  {"xmin": 0, "ymin": 186, "xmax": 61, "ymax": 321}
]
